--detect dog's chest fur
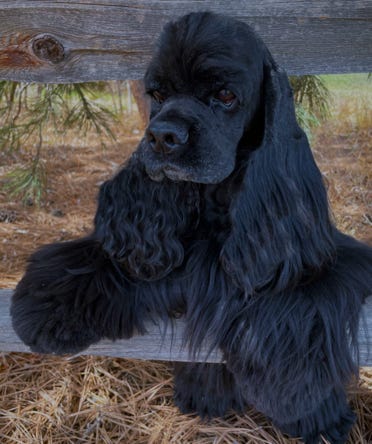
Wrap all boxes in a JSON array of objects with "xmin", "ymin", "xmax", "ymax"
[{"xmin": 197, "ymin": 184, "xmax": 232, "ymax": 242}]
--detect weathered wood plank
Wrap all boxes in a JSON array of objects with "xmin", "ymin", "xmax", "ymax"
[
  {"xmin": 0, "ymin": 289, "xmax": 371, "ymax": 365},
  {"xmin": 0, "ymin": 289, "xmax": 221, "ymax": 362},
  {"xmin": 0, "ymin": 1, "xmax": 369, "ymax": 19},
  {"xmin": 0, "ymin": 1, "xmax": 371, "ymax": 83}
]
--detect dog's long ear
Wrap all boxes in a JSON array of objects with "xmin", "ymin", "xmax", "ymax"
[
  {"xmin": 93, "ymin": 155, "xmax": 199, "ymax": 281},
  {"xmin": 221, "ymin": 52, "xmax": 335, "ymax": 295}
]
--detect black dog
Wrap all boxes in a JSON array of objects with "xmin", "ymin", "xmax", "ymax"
[{"xmin": 11, "ymin": 12, "xmax": 372, "ymax": 444}]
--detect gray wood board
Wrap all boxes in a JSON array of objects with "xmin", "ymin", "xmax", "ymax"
[
  {"xmin": 0, "ymin": 1, "xmax": 371, "ymax": 82},
  {"xmin": 0, "ymin": 289, "xmax": 371, "ymax": 366},
  {"xmin": 0, "ymin": 289, "xmax": 221, "ymax": 362}
]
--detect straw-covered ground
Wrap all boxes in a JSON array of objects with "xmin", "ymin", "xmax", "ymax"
[{"xmin": 0, "ymin": 74, "xmax": 371, "ymax": 443}]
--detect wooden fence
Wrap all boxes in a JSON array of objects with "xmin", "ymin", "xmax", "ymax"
[
  {"xmin": 0, "ymin": 290, "xmax": 371, "ymax": 365},
  {"xmin": 0, "ymin": 1, "xmax": 371, "ymax": 82},
  {"xmin": 0, "ymin": 1, "xmax": 371, "ymax": 364}
]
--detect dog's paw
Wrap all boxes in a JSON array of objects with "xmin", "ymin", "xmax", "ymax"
[
  {"xmin": 174, "ymin": 385, "xmax": 246, "ymax": 419},
  {"xmin": 11, "ymin": 283, "xmax": 101, "ymax": 354},
  {"xmin": 278, "ymin": 391, "xmax": 356, "ymax": 444},
  {"xmin": 315, "ymin": 409, "xmax": 356, "ymax": 444},
  {"xmin": 10, "ymin": 238, "xmax": 109, "ymax": 354},
  {"xmin": 173, "ymin": 363, "xmax": 247, "ymax": 418}
]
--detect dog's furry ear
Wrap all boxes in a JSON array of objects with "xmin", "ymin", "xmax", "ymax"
[
  {"xmin": 221, "ymin": 53, "xmax": 335, "ymax": 294},
  {"xmin": 94, "ymin": 156, "xmax": 199, "ymax": 281}
]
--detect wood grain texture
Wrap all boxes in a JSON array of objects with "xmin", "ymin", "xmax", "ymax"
[
  {"xmin": 0, "ymin": 289, "xmax": 221, "ymax": 362},
  {"xmin": 0, "ymin": 289, "xmax": 371, "ymax": 365},
  {"xmin": 0, "ymin": 1, "xmax": 371, "ymax": 83}
]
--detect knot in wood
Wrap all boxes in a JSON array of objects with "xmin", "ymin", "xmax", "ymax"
[{"xmin": 32, "ymin": 35, "xmax": 65, "ymax": 63}]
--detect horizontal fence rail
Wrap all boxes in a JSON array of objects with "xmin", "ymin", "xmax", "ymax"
[
  {"xmin": 0, "ymin": 1, "xmax": 371, "ymax": 83},
  {"xmin": 0, "ymin": 290, "xmax": 371, "ymax": 365}
]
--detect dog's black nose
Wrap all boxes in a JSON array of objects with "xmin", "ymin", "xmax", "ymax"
[{"xmin": 146, "ymin": 122, "xmax": 189, "ymax": 154}]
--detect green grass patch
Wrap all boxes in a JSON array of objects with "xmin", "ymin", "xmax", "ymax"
[
  {"xmin": 319, "ymin": 73, "xmax": 372, "ymax": 99},
  {"xmin": 318, "ymin": 74, "xmax": 371, "ymax": 131}
]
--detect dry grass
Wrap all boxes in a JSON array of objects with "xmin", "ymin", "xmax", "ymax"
[
  {"xmin": 0, "ymin": 76, "xmax": 371, "ymax": 443},
  {"xmin": 1, "ymin": 354, "xmax": 371, "ymax": 444},
  {"xmin": 312, "ymin": 80, "xmax": 371, "ymax": 242},
  {"xmin": 0, "ymin": 117, "xmax": 141, "ymax": 285}
]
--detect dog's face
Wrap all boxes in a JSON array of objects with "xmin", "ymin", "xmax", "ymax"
[{"xmin": 138, "ymin": 12, "xmax": 265, "ymax": 184}]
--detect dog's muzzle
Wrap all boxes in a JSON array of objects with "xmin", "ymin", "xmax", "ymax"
[{"xmin": 139, "ymin": 97, "xmax": 237, "ymax": 184}]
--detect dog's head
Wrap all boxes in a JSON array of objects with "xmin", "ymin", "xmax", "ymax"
[
  {"xmin": 97, "ymin": 12, "xmax": 335, "ymax": 286},
  {"xmin": 139, "ymin": 12, "xmax": 267, "ymax": 183},
  {"xmin": 139, "ymin": 12, "xmax": 335, "ymax": 290}
]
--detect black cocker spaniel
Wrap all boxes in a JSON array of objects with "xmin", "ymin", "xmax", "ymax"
[{"xmin": 11, "ymin": 12, "xmax": 372, "ymax": 444}]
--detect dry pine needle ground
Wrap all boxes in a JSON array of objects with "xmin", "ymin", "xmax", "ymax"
[{"xmin": 0, "ymin": 354, "xmax": 371, "ymax": 444}]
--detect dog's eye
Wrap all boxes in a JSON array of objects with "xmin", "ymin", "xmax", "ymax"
[
  {"xmin": 151, "ymin": 91, "xmax": 166, "ymax": 104},
  {"xmin": 214, "ymin": 89, "xmax": 236, "ymax": 107}
]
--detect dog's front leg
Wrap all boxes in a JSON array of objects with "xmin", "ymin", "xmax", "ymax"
[
  {"xmin": 11, "ymin": 155, "xmax": 191, "ymax": 355},
  {"xmin": 10, "ymin": 237, "xmax": 150, "ymax": 354}
]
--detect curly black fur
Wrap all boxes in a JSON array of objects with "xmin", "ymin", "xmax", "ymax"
[{"xmin": 11, "ymin": 12, "xmax": 372, "ymax": 444}]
